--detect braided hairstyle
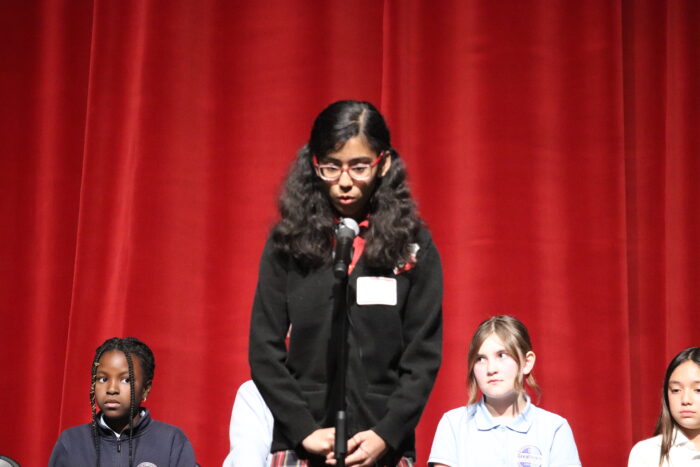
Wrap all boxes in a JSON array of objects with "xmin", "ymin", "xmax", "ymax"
[{"xmin": 89, "ymin": 337, "xmax": 155, "ymax": 467}]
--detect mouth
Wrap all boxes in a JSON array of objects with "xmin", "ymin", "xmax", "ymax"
[
  {"xmin": 679, "ymin": 411, "xmax": 696, "ymax": 417},
  {"xmin": 487, "ymin": 379, "xmax": 502, "ymax": 384},
  {"xmin": 336, "ymin": 196, "xmax": 355, "ymax": 205},
  {"xmin": 103, "ymin": 400, "xmax": 121, "ymax": 409}
]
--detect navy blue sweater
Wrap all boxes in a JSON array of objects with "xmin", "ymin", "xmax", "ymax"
[{"xmin": 49, "ymin": 409, "xmax": 196, "ymax": 466}]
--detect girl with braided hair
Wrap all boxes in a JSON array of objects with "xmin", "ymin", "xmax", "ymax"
[
  {"xmin": 49, "ymin": 337, "xmax": 196, "ymax": 466},
  {"xmin": 249, "ymin": 100, "xmax": 443, "ymax": 466}
]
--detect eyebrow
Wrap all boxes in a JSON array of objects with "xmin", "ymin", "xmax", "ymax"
[
  {"xmin": 476, "ymin": 348, "xmax": 508, "ymax": 357},
  {"xmin": 668, "ymin": 380, "xmax": 700, "ymax": 385},
  {"xmin": 95, "ymin": 371, "xmax": 130, "ymax": 377},
  {"xmin": 321, "ymin": 156, "xmax": 374, "ymax": 164}
]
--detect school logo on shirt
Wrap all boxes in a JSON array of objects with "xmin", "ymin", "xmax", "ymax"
[{"xmin": 517, "ymin": 445, "xmax": 542, "ymax": 467}]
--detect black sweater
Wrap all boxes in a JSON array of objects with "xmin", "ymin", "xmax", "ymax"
[{"xmin": 249, "ymin": 228, "xmax": 443, "ymax": 462}]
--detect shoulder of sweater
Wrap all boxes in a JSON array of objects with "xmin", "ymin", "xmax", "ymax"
[{"xmin": 145, "ymin": 418, "xmax": 189, "ymax": 438}]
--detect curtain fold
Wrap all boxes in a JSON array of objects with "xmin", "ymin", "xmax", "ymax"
[
  {"xmin": 622, "ymin": 0, "xmax": 700, "ymax": 444},
  {"xmin": 1, "ymin": 1, "xmax": 698, "ymax": 466}
]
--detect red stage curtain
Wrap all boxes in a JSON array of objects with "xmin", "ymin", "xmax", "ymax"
[{"xmin": 1, "ymin": 1, "xmax": 698, "ymax": 466}]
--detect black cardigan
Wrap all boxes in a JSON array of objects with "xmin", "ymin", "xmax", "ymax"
[{"xmin": 249, "ymin": 228, "xmax": 443, "ymax": 462}]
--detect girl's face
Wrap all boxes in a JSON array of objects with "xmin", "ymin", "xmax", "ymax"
[
  {"xmin": 318, "ymin": 136, "xmax": 390, "ymax": 221},
  {"xmin": 95, "ymin": 350, "xmax": 151, "ymax": 432},
  {"xmin": 668, "ymin": 360, "xmax": 700, "ymax": 434},
  {"xmin": 473, "ymin": 333, "xmax": 534, "ymax": 404}
]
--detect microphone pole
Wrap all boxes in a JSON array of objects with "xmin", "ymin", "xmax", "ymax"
[{"xmin": 333, "ymin": 218, "xmax": 359, "ymax": 467}]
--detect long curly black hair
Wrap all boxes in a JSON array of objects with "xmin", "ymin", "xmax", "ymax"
[{"xmin": 272, "ymin": 100, "xmax": 422, "ymax": 270}]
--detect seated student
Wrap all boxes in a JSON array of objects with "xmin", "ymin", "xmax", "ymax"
[
  {"xmin": 628, "ymin": 347, "xmax": 700, "ymax": 466},
  {"xmin": 222, "ymin": 380, "xmax": 274, "ymax": 467},
  {"xmin": 429, "ymin": 315, "xmax": 581, "ymax": 467},
  {"xmin": 49, "ymin": 337, "xmax": 196, "ymax": 467}
]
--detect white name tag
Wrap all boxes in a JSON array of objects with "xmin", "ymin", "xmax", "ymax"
[{"xmin": 356, "ymin": 276, "xmax": 397, "ymax": 306}]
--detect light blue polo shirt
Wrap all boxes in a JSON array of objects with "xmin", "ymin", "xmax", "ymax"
[{"xmin": 428, "ymin": 397, "xmax": 581, "ymax": 467}]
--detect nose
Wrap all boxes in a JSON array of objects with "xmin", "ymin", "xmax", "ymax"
[
  {"xmin": 486, "ymin": 359, "xmax": 497, "ymax": 375},
  {"xmin": 106, "ymin": 378, "xmax": 119, "ymax": 395},
  {"xmin": 337, "ymin": 169, "xmax": 354, "ymax": 188},
  {"xmin": 681, "ymin": 389, "xmax": 692, "ymax": 405}
]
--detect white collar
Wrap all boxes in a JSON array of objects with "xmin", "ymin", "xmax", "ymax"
[
  {"xmin": 473, "ymin": 395, "xmax": 533, "ymax": 433},
  {"xmin": 99, "ymin": 409, "xmax": 146, "ymax": 439}
]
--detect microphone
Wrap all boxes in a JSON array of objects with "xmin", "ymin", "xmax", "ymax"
[{"xmin": 333, "ymin": 218, "xmax": 360, "ymax": 278}]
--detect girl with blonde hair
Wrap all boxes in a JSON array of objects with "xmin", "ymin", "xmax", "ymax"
[{"xmin": 429, "ymin": 315, "xmax": 580, "ymax": 467}]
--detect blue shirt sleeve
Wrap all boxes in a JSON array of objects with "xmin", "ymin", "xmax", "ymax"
[
  {"xmin": 428, "ymin": 412, "xmax": 458, "ymax": 467},
  {"xmin": 223, "ymin": 380, "xmax": 273, "ymax": 467},
  {"xmin": 549, "ymin": 420, "xmax": 582, "ymax": 467}
]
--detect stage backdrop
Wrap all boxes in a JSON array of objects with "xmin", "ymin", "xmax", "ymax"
[{"xmin": 1, "ymin": 1, "xmax": 698, "ymax": 466}]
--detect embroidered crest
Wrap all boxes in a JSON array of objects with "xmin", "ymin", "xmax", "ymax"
[{"xmin": 517, "ymin": 445, "xmax": 542, "ymax": 467}]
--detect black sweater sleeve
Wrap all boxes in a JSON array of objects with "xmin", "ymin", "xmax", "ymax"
[
  {"xmin": 248, "ymin": 239, "xmax": 319, "ymax": 448},
  {"xmin": 371, "ymin": 233, "xmax": 443, "ymax": 449}
]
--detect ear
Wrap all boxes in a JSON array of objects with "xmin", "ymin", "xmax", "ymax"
[
  {"xmin": 379, "ymin": 151, "xmax": 392, "ymax": 177},
  {"xmin": 141, "ymin": 382, "xmax": 152, "ymax": 402},
  {"xmin": 522, "ymin": 351, "xmax": 536, "ymax": 375}
]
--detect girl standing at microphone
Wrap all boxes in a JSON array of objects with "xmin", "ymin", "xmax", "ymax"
[{"xmin": 249, "ymin": 100, "xmax": 443, "ymax": 466}]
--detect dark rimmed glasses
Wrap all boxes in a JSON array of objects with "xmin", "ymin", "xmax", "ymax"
[{"xmin": 313, "ymin": 151, "xmax": 386, "ymax": 181}]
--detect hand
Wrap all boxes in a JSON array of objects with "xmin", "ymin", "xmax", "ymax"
[
  {"xmin": 326, "ymin": 429, "xmax": 388, "ymax": 466},
  {"xmin": 302, "ymin": 427, "xmax": 336, "ymax": 456}
]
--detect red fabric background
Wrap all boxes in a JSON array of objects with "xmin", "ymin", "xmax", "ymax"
[{"xmin": 1, "ymin": 1, "xmax": 698, "ymax": 466}]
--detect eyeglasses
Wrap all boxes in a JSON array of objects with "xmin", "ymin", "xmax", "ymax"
[{"xmin": 313, "ymin": 152, "xmax": 385, "ymax": 181}]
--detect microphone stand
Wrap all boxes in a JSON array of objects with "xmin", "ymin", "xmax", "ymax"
[
  {"xmin": 333, "ymin": 264, "xmax": 349, "ymax": 467},
  {"xmin": 330, "ymin": 218, "xmax": 358, "ymax": 467}
]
